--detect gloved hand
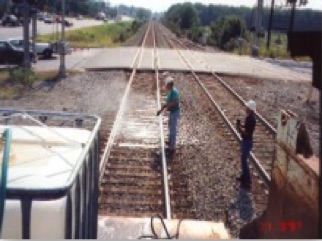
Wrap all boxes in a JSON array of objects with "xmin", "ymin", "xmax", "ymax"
[
  {"xmin": 157, "ymin": 105, "xmax": 167, "ymax": 116},
  {"xmin": 156, "ymin": 110, "xmax": 162, "ymax": 116},
  {"xmin": 236, "ymin": 119, "xmax": 241, "ymax": 131}
]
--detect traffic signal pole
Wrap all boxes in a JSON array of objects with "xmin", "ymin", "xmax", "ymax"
[
  {"xmin": 59, "ymin": 0, "xmax": 66, "ymax": 78},
  {"xmin": 266, "ymin": 0, "xmax": 276, "ymax": 50},
  {"xmin": 252, "ymin": 0, "xmax": 264, "ymax": 56},
  {"xmin": 31, "ymin": 7, "xmax": 37, "ymax": 59},
  {"xmin": 22, "ymin": 0, "xmax": 31, "ymax": 68}
]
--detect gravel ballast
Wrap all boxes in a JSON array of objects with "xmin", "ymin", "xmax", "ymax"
[
  {"xmin": 168, "ymin": 73, "xmax": 268, "ymax": 238},
  {"xmin": 0, "ymin": 71, "xmax": 128, "ymax": 121},
  {"xmin": 222, "ymin": 75, "xmax": 320, "ymax": 156}
]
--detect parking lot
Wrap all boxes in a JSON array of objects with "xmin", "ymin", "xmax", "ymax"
[
  {"xmin": 0, "ymin": 17, "xmax": 115, "ymax": 71},
  {"xmin": 0, "ymin": 18, "xmax": 106, "ymax": 39}
]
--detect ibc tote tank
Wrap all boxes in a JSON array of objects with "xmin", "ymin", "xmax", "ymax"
[{"xmin": 0, "ymin": 109, "xmax": 101, "ymax": 239}]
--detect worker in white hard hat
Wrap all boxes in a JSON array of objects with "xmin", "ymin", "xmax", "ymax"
[
  {"xmin": 236, "ymin": 100, "xmax": 257, "ymax": 190},
  {"xmin": 157, "ymin": 76, "xmax": 180, "ymax": 158}
]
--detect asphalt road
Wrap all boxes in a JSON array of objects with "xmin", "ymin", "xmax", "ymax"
[{"xmin": 0, "ymin": 18, "xmax": 107, "ymax": 39}]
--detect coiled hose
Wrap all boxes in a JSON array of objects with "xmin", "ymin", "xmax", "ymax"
[
  {"xmin": 0, "ymin": 129, "xmax": 11, "ymax": 236},
  {"xmin": 138, "ymin": 214, "xmax": 182, "ymax": 239}
]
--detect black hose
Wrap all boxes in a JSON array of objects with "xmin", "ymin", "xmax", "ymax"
[
  {"xmin": 137, "ymin": 214, "xmax": 181, "ymax": 239},
  {"xmin": 151, "ymin": 214, "xmax": 172, "ymax": 239}
]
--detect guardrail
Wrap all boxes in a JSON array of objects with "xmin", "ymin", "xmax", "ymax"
[{"xmin": 0, "ymin": 128, "xmax": 11, "ymax": 236}]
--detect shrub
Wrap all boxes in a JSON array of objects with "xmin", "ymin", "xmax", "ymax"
[
  {"xmin": 209, "ymin": 15, "xmax": 249, "ymax": 49},
  {"xmin": 225, "ymin": 38, "xmax": 238, "ymax": 51},
  {"xmin": 9, "ymin": 68, "xmax": 37, "ymax": 88}
]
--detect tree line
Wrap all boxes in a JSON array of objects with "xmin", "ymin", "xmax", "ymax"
[
  {"xmin": 164, "ymin": 2, "xmax": 321, "ymax": 32},
  {"xmin": 1, "ymin": 0, "xmax": 151, "ymax": 20},
  {"xmin": 39, "ymin": 0, "xmax": 151, "ymax": 20},
  {"xmin": 163, "ymin": 2, "xmax": 321, "ymax": 51}
]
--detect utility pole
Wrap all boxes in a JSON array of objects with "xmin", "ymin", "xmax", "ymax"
[
  {"xmin": 31, "ymin": 6, "xmax": 37, "ymax": 59},
  {"xmin": 59, "ymin": 0, "xmax": 66, "ymax": 78},
  {"xmin": 289, "ymin": 1, "xmax": 296, "ymax": 32},
  {"xmin": 266, "ymin": 0, "xmax": 276, "ymax": 50},
  {"xmin": 22, "ymin": 0, "xmax": 31, "ymax": 68},
  {"xmin": 252, "ymin": 0, "xmax": 264, "ymax": 56}
]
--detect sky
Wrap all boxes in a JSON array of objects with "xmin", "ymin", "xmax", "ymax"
[{"xmin": 109, "ymin": 0, "xmax": 322, "ymax": 12}]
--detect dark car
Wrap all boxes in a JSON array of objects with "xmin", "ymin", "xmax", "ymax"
[
  {"xmin": 1, "ymin": 15, "xmax": 20, "ymax": 27},
  {"xmin": 0, "ymin": 40, "xmax": 36, "ymax": 65},
  {"xmin": 63, "ymin": 19, "xmax": 73, "ymax": 27}
]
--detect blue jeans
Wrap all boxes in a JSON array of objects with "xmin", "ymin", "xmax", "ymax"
[
  {"xmin": 240, "ymin": 139, "xmax": 253, "ymax": 183},
  {"xmin": 168, "ymin": 109, "xmax": 180, "ymax": 150}
]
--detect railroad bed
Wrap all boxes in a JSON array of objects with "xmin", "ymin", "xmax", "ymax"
[
  {"xmin": 98, "ymin": 71, "xmax": 195, "ymax": 219},
  {"xmin": 99, "ymin": 73, "xmax": 163, "ymax": 216}
]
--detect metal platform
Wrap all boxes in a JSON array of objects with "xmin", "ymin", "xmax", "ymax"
[{"xmin": 98, "ymin": 216, "xmax": 231, "ymax": 239}]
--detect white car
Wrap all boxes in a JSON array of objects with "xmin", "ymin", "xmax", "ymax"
[
  {"xmin": 8, "ymin": 38, "xmax": 54, "ymax": 58},
  {"xmin": 44, "ymin": 17, "xmax": 54, "ymax": 24}
]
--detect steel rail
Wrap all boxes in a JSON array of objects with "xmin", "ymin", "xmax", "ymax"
[
  {"xmin": 153, "ymin": 22, "xmax": 172, "ymax": 220},
  {"xmin": 165, "ymin": 34, "xmax": 276, "ymax": 133},
  {"xmin": 171, "ymin": 39, "xmax": 277, "ymax": 134},
  {"xmin": 160, "ymin": 24, "xmax": 271, "ymax": 186},
  {"xmin": 99, "ymin": 23, "xmax": 152, "ymax": 179}
]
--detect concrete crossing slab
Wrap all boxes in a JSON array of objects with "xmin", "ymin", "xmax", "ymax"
[
  {"xmin": 179, "ymin": 50, "xmax": 209, "ymax": 72},
  {"xmin": 157, "ymin": 48, "xmax": 187, "ymax": 71},
  {"xmin": 84, "ymin": 47, "xmax": 311, "ymax": 82},
  {"xmin": 139, "ymin": 48, "xmax": 154, "ymax": 70},
  {"xmin": 198, "ymin": 51, "xmax": 310, "ymax": 81},
  {"xmin": 85, "ymin": 47, "xmax": 138, "ymax": 70}
]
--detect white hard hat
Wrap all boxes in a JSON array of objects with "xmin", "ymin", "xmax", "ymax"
[
  {"xmin": 166, "ymin": 77, "xmax": 174, "ymax": 85},
  {"xmin": 246, "ymin": 100, "xmax": 256, "ymax": 112},
  {"xmin": 162, "ymin": 71, "xmax": 169, "ymax": 76}
]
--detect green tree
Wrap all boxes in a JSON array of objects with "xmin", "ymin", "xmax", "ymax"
[
  {"xmin": 179, "ymin": 3, "xmax": 199, "ymax": 29},
  {"xmin": 210, "ymin": 15, "xmax": 249, "ymax": 49},
  {"xmin": 136, "ymin": 8, "xmax": 151, "ymax": 21}
]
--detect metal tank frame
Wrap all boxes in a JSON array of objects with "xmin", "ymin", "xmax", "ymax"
[{"xmin": 0, "ymin": 108, "xmax": 101, "ymax": 239}]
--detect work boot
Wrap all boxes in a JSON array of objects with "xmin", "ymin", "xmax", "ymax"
[
  {"xmin": 240, "ymin": 181, "xmax": 252, "ymax": 190},
  {"xmin": 166, "ymin": 148, "xmax": 175, "ymax": 159},
  {"xmin": 236, "ymin": 175, "xmax": 244, "ymax": 182}
]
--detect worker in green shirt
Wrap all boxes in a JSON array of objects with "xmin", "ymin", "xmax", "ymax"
[{"xmin": 157, "ymin": 77, "xmax": 180, "ymax": 158}]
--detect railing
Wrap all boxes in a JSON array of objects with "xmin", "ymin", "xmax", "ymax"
[
  {"xmin": 0, "ymin": 128, "xmax": 11, "ymax": 236},
  {"xmin": 0, "ymin": 109, "xmax": 101, "ymax": 239}
]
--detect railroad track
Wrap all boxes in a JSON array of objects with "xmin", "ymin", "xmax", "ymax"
[
  {"xmin": 99, "ymin": 22, "xmax": 195, "ymax": 219},
  {"xmin": 158, "ymin": 23, "xmax": 274, "ymax": 187}
]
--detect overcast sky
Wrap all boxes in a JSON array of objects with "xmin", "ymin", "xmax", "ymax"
[{"xmin": 109, "ymin": 0, "xmax": 322, "ymax": 12}]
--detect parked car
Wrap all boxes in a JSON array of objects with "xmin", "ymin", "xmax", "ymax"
[
  {"xmin": 8, "ymin": 38, "xmax": 54, "ymax": 58},
  {"xmin": 44, "ymin": 17, "xmax": 54, "ymax": 24},
  {"xmin": 37, "ymin": 13, "xmax": 45, "ymax": 21},
  {"xmin": 1, "ymin": 14, "xmax": 20, "ymax": 27},
  {"xmin": 63, "ymin": 19, "xmax": 73, "ymax": 27},
  {"xmin": 96, "ymin": 12, "xmax": 106, "ymax": 20},
  {"xmin": 0, "ymin": 40, "xmax": 36, "ymax": 65},
  {"xmin": 55, "ymin": 16, "xmax": 62, "ymax": 23}
]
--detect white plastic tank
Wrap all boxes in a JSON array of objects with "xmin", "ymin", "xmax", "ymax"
[{"xmin": 0, "ymin": 111, "xmax": 101, "ymax": 239}]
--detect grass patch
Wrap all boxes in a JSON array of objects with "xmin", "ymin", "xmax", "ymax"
[
  {"xmin": 36, "ymin": 21, "xmax": 142, "ymax": 48},
  {"xmin": 0, "ymin": 88, "xmax": 19, "ymax": 100},
  {"xmin": 224, "ymin": 31, "xmax": 311, "ymax": 61},
  {"xmin": 0, "ymin": 70, "xmax": 9, "ymax": 83},
  {"xmin": 0, "ymin": 69, "xmax": 78, "ymax": 99}
]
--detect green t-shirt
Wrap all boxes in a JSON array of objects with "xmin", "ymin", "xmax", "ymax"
[{"xmin": 166, "ymin": 88, "xmax": 180, "ymax": 112}]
